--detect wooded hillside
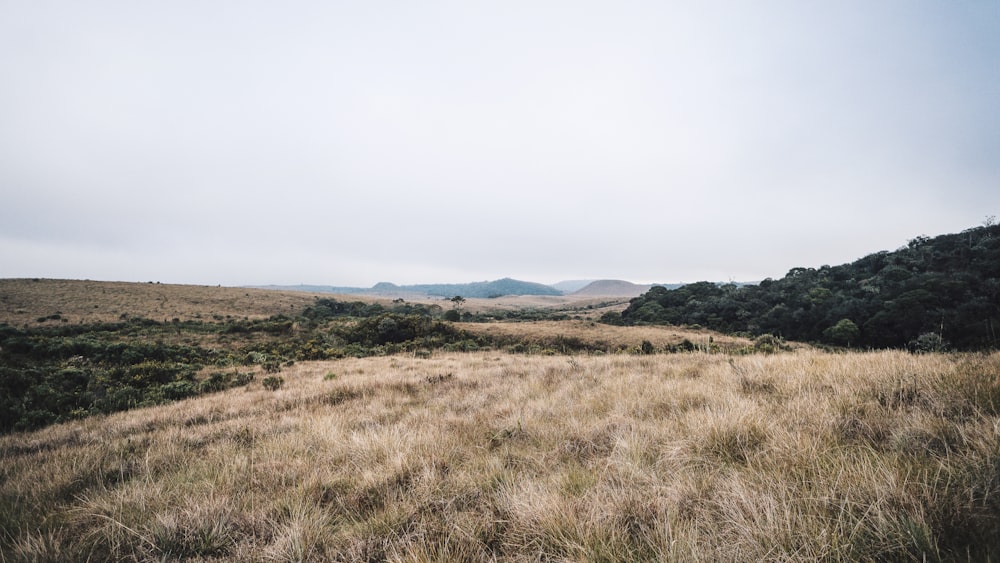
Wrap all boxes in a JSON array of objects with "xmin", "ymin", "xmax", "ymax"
[{"xmin": 616, "ymin": 223, "xmax": 1000, "ymax": 350}]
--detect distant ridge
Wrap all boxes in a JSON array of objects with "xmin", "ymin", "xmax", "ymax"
[
  {"xmin": 404, "ymin": 278, "xmax": 562, "ymax": 298},
  {"xmin": 250, "ymin": 278, "xmax": 563, "ymax": 298},
  {"xmin": 572, "ymin": 280, "xmax": 652, "ymax": 297}
]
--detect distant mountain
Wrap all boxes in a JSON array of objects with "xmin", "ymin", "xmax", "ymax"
[
  {"xmin": 572, "ymin": 280, "xmax": 652, "ymax": 297},
  {"xmin": 404, "ymin": 278, "xmax": 563, "ymax": 298},
  {"xmin": 250, "ymin": 278, "xmax": 563, "ymax": 298},
  {"xmin": 550, "ymin": 280, "xmax": 596, "ymax": 293},
  {"xmin": 248, "ymin": 284, "xmax": 384, "ymax": 295}
]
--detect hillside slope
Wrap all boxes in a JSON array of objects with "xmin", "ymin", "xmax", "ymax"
[
  {"xmin": 3, "ymin": 350, "xmax": 998, "ymax": 560},
  {"xmin": 619, "ymin": 224, "xmax": 1000, "ymax": 349}
]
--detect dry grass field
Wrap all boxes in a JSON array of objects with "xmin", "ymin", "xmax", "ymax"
[
  {"xmin": 0, "ymin": 279, "xmax": 330, "ymax": 326},
  {"xmin": 3, "ymin": 349, "xmax": 999, "ymax": 561},
  {"xmin": 0, "ymin": 279, "xmax": 626, "ymax": 327},
  {"xmin": 457, "ymin": 320, "xmax": 753, "ymax": 353}
]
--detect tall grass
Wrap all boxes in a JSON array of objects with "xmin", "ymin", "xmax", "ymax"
[{"xmin": 2, "ymin": 350, "xmax": 998, "ymax": 561}]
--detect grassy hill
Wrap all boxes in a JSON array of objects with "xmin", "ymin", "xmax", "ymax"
[
  {"xmin": 572, "ymin": 279, "xmax": 652, "ymax": 297},
  {"xmin": 2, "ymin": 278, "xmax": 999, "ymax": 560},
  {"xmin": 3, "ymin": 350, "xmax": 998, "ymax": 560},
  {"xmin": 0, "ymin": 278, "xmax": 333, "ymax": 326}
]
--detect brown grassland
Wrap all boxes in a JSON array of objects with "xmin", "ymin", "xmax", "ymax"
[
  {"xmin": 0, "ymin": 279, "xmax": 628, "ymax": 327},
  {"xmin": 456, "ymin": 320, "xmax": 756, "ymax": 354},
  {"xmin": 0, "ymin": 279, "xmax": 326, "ymax": 325},
  {"xmin": 2, "ymin": 280, "xmax": 999, "ymax": 561},
  {"xmin": 3, "ymin": 350, "xmax": 1000, "ymax": 561}
]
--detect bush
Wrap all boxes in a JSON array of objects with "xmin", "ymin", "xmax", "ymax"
[
  {"xmin": 910, "ymin": 332, "xmax": 947, "ymax": 353},
  {"xmin": 200, "ymin": 372, "xmax": 231, "ymax": 393},
  {"xmin": 262, "ymin": 376, "xmax": 284, "ymax": 391},
  {"xmin": 233, "ymin": 372, "xmax": 255, "ymax": 386},
  {"xmin": 753, "ymin": 334, "xmax": 787, "ymax": 354},
  {"xmin": 598, "ymin": 311, "xmax": 624, "ymax": 325},
  {"xmin": 161, "ymin": 380, "xmax": 198, "ymax": 401}
]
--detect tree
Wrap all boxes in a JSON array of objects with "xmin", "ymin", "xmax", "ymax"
[
  {"xmin": 450, "ymin": 296, "xmax": 466, "ymax": 311},
  {"xmin": 823, "ymin": 319, "xmax": 860, "ymax": 347}
]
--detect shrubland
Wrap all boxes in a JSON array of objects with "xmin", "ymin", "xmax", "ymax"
[
  {"xmin": 0, "ymin": 300, "xmax": 451, "ymax": 433},
  {"xmin": 1, "ymin": 296, "xmax": 704, "ymax": 433}
]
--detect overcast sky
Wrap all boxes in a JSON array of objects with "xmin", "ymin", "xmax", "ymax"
[{"xmin": 1, "ymin": 1, "xmax": 998, "ymax": 287}]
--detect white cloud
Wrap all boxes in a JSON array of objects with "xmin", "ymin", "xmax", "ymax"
[{"xmin": 1, "ymin": 1, "xmax": 998, "ymax": 286}]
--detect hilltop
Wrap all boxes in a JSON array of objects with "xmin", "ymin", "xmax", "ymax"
[{"xmin": 572, "ymin": 279, "xmax": 652, "ymax": 297}]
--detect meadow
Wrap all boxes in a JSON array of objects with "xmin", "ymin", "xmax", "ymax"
[{"xmin": 3, "ymin": 347, "xmax": 999, "ymax": 561}]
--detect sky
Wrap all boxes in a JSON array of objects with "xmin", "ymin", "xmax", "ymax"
[{"xmin": 1, "ymin": 1, "xmax": 998, "ymax": 287}]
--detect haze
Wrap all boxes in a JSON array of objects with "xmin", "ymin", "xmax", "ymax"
[{"xmin": 1, "ymin": 1, "xmax": 998, "ymax": 287}]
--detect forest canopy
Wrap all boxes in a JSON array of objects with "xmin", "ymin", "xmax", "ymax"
[{"xmin": 616, "ymin": 223, "xmax": 1000, "ymax": 350}]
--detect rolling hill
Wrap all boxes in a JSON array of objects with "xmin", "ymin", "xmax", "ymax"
[{"xmin": 571, "ymin": 279, "xmax": 652, "ymax": 297}]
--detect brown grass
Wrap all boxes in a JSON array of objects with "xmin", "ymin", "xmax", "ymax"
[
  {"xmin": 0, "ymin": 279, "xmax": 626, "ymax": 327},
  {"xmin": 3, "ymin": 349, "xmax": 999, "ymax": 561},
  {"xmin": 458, "ymin": 319, "xmax": 751, "ymax": 352},
  {"xmin": 0, "ymin": 279, "xmax": 362, "ymax": 326}
]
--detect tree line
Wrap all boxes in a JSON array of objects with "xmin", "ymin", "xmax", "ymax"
[{"xmin": 613, "ymin": 223, "xmax": 1000, "ymax": 350}]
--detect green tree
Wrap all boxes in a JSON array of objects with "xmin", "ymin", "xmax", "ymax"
[
  {"xmin": 823, "ymin": 319, "xmax": 860, "ymax": 346},
  {"xmin": 446, "ymin": 296, "xmax": 466, "ymax": 322}
]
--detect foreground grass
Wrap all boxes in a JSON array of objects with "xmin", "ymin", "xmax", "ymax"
[{"xmin": 2, "ymin": 350, "xmax": 999, "ymax": 561}]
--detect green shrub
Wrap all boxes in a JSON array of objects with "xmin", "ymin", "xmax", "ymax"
[
  {"xmin": 233, "ymin": 371, "xmax": 255, "ymax": 386},
  {"xmin": 753, "ymin": 334, "xmax": 787, "ymax": 354},
  {"xmin": 262, "ymin": 376, "xmax": 284, "ymax": 391},
  {"xmin": 161, "ymin": 380, "xmax": 197, "ymax": 401},
  {"xmin": 200, "ymin": 372, "xmax": 231, "ymax": 393}
]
